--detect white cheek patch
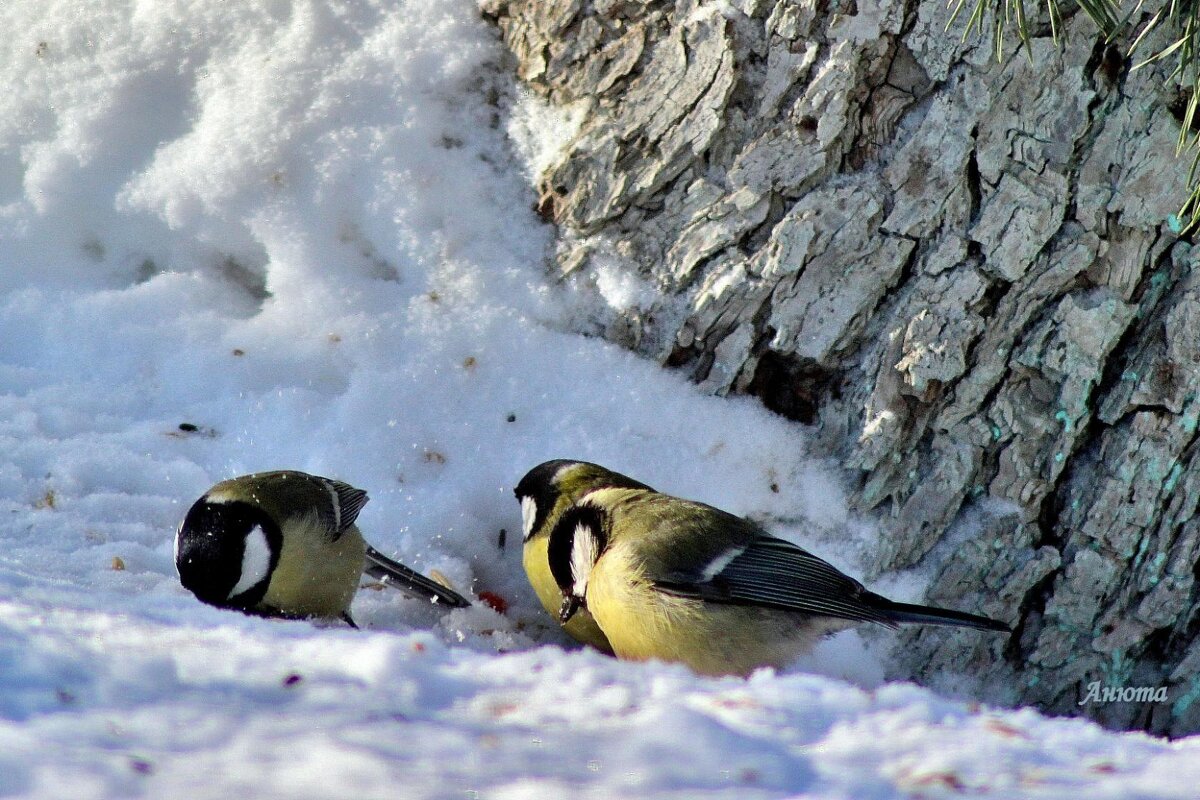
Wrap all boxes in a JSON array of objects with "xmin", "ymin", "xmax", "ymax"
[
  {"xmin": 570, "ymin": 522, "xmax": 600, "ymax": 598},
  {"xmin": 520, "ymin": 497, "xmax": 538, "ymax": 540},
  {"xmin": 228, "ymin": 525, "xmax": 272, "ymax": 599}
]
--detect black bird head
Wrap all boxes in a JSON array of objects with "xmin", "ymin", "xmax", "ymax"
[{"xmin": 174, "ymin": 497, "xmax": 282, "ymax": 611}]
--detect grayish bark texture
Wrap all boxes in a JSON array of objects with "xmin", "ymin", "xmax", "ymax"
[{"xmin": 482, "ymin": 0, "xmax": 1200, "ymax": 734}]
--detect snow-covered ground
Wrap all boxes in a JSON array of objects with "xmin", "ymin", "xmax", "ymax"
[{"xmin": 2, "ymin": 1, "xmax": 1198, "ymax": 796}]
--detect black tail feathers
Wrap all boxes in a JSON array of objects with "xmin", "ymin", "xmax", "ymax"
[
  {"xmin": 364, "ymin": 546, "xmax": 471, "ymax": 608},
  {"xmin": 863, "ymin": 592, "xmax": 1010, "ymax": 633}
]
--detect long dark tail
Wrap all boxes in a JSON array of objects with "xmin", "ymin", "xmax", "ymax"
[
  {"xmin": 364, "ymin": 546, "xmax": 471, "ymax": 608},
  {"xmin": 863, "ymin": 592, "xmax": 1010, "ymax": 632}
]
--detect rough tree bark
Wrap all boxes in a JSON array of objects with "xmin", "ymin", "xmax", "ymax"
[{"xmin": 481, "ymin": 0, "xmax": 1200, "ymax": 735}]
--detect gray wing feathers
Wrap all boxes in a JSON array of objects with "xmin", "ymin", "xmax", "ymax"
[
  {"xmin": 656, "ymin": 535, "xmax": 896, "ymax": 627},
  {"xmin": 327, "ymin": 479, "xmax": 369, "ymax": 532}
]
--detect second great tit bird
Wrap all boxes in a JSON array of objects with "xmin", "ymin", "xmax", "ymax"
[
  {"xmin": 514, "ymin": 460, "xmax": 655, "ymax": 653},
  {"xmin": 175, "ymin": 470, "xmax": 470, "ymax": 625},
  {"xmin": 531, "ymin": 461, "xmax": 1009, "ymax": 677}
]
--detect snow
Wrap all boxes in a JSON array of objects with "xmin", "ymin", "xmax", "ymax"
[{"xmin": 0, "ymin": 0, "xmax": 1196, "ymax": 796}]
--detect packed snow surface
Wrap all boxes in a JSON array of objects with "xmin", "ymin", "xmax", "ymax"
[{"xmin": 2, "ymin": 1, "xmax": 1198, "ymax": 797}]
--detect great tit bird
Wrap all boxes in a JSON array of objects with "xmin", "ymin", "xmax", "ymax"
[
  {"xmin": 532, "ymin": 461, "xmax": 1009, "ymax": 677},
  {"xmin": 514, "ymin": 460, "xmax": 655, "ymax": 653},
  {"xmin": 175, "ymin": 470, "xmax": 470, "ymax": 625}
]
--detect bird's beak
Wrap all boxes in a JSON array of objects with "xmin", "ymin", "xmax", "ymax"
[{"xmin": 558, "ymin": 596, "xmax": 582, "ymax": 624}]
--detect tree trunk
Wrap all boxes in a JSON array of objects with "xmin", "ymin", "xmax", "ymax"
[{"xmin": 481, "ymin": 0, "xmax": 1200, "ymax": 735}]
